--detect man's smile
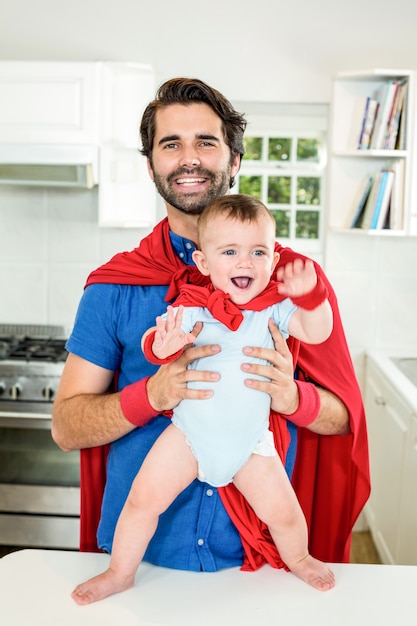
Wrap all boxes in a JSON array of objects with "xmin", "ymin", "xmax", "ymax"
[{"xmin": 175, "ymin": 176, "xmax": 208, "ymax": 187}]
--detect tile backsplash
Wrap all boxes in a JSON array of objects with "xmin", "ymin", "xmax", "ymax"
[
  {"xmin": 324, "ymin": 231, "xmax": 417, "ymax": 386},
  {"xmin": 0, "ymin": 186, "xmax": 153, "ymax": 334}
]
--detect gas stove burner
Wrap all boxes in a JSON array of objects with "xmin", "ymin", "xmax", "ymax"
[
  {"xmin": 0, "ymin": 341, "xmax": 11, "ymax": 359},
  {"xmin": 6, "ymin": 338, "xmax": 68, "ymax": 362},
  {"xmin": 0, "ymin": 324, "xmax": 68, "ymax": 364}
]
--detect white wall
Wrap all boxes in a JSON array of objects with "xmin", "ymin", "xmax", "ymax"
[
  {"xmin": 2, "ymin": 0, "xmax": 417, "ymax": 103},
  {"xmin": 1, "ymin": 0, "xmax": 417, "ymax": 368}
]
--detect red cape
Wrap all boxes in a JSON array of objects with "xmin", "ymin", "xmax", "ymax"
[{"xmin": 80, "ymin": 218, "xmax": 370, "ymax": 567}]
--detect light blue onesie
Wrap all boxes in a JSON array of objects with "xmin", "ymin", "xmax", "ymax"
[{"xmin": 168, "ymin": 299, "xmax": 297, "ymax": 487}]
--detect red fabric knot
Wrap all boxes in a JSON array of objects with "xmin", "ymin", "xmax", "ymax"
[{"xmin": 206, "ymin": 290, "xmax": 243, "ymax": 330}]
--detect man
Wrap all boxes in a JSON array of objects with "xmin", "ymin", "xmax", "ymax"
[{"xmin": 52, "ymin": 78, "xmax": 370, "ymax": 569}]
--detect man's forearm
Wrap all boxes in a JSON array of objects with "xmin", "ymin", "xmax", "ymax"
[
  {"xmin": 52, "ymin": 391, "xmax": 135, "ymax": 452},
  {"xmin": 306, "ymin": 386, "xmax": 351, "ymax": 436}
]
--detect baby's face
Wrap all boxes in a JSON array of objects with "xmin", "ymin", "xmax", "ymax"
[{"xmin": 193, "ymin": 213, "xmax": 278, "ymax": 305}]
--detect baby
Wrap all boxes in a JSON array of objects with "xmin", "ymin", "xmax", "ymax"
[{"xmin": 72, "ymin": 194, "xmax": 335, "ymax": 605}]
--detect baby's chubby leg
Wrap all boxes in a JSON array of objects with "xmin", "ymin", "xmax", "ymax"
[
  {"xmin": 233, "ymin": 453, "xmax": 335, "ymax": 592},
  {"xmin": 72, "ymin": 424, "xmax": 198, "ymax": 605}
]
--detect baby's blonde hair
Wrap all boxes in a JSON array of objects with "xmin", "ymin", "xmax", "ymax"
[{"xmin": 197, "ymin": 194, "xmax": 276, "ymax": 246}]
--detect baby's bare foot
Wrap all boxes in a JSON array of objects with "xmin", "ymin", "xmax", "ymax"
[
  {"xmin": 71, "ymin": 568, "xmax": 134, "ymax": 605},
  {"xmin": 289, "ymin": 554, "xmax": 335, "ymax": 591}
]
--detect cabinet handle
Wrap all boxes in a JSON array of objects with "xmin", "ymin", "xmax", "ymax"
[{"xmin": 374, "ymin": 396, "xmax": 386, "ymax": 406}]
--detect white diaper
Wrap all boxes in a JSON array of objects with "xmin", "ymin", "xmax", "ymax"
[{"xmin": 252, "ymin": 428, "xmax": 278, "ymax": 457}]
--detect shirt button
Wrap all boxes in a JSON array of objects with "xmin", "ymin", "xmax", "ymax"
[
  {"xmin": 179, "ymin": 252, "xmax": 184, "ymax": 258},
  {"xmin": 206, "ymin": 489, "xmax": 213, "ymax": 497},
  {"xmin": 185, "ymin": 242, "xmax": 192, "ymax": 249},
  {"xmin": 197, "ymin": 539, "xmax": 205, "ymax": 546}
]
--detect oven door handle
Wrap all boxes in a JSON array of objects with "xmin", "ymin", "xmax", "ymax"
[{"xmin": 0, "ymin": 411, "xmax": 52, "ymax": 429}]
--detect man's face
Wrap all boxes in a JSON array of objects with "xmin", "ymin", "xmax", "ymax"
[{"xmin": 148, "ymin": 103, "xmax": 241, "ymax": 215}]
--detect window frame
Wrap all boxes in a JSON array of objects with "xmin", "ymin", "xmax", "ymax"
[{"xmin": 233, "ymin": 103, "xmax": 329, "ymax": 263}]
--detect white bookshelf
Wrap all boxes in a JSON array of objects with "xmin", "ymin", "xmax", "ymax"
[{"xmin": 327, "ymin": 69, "xmax": 417, "ymax": 236}]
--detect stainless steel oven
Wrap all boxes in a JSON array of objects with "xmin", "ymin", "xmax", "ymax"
[{"xmin": 0, "ymin": 324, "xmax": 80, "ymax": 549}]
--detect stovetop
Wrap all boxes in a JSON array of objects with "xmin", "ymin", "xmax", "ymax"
[
  {"xmin": 0, "ymin": 325, "xmax": 68, "ymax": 407},
  {"xmin": 0, "ymin": 324, "xmax": 68, "ymax": 364}
]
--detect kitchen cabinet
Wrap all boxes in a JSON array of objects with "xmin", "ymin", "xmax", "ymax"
[
  {"xmin": 398, "ymin": 412, "xmax": 417, "ymax": 564},
  {"xmin": 0, "ymin": 61, "xmax": 157, "ymax": 228},
  {"xmin": 363, "ymin": 354, "xmax": 417, "ymax": 564},
  {"xmin": 327, "ymin": 69, "xmax": 417, "ymax": 236},
  {"xmin": 0, "ymin": 62, "xmax": 99, "ymax": 145},
  {"xmin": 96, "ymin": 63, "xmax": 156, "ymax": 228}
]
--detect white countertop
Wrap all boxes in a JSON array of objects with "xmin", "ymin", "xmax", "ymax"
[
  {"xmin": 366, "ymin": 350, "xmax": 417, "ymax": 413},
  {"xmin": 1, "ymin": 549, "xmax": 417, "ymax": 625}
]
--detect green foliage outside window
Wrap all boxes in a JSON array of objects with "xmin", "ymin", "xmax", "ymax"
[
  {"xmin": 296, "ymin": 210, "xmax": 319, "ymax": 239},
  {"xmin": 271, "ymin": 210, "xmax": 290, "ymax": 238},
  {"xmin": 296, "ymin": 138, "xmax": 321, "ymax": 162},
  {"xmin": 296, "ymin": 177, "xmax": 320, "ymax": 205},
  {"xmin": 268, "ymin": 176, "xmax": 291, "ymax": 204},
  {"xmin": 238, "ymin": 175, "xmax": 262, "ymax": 198},
  {"xmin": 243, "ymin": 137, "xmax": 263, "ymax": 160},
  {"xmin": 268, "ymin": 137, "xmax": 291, "ymax": 161}
]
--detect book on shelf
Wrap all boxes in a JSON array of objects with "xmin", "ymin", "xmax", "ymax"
[
  {"xmin": 350, "ymin": 78, "xmax": 408, "ymax": 152},
  {"xmin": 350, "ymin": 164, "xmax": 403, "ymax": 231},
  {"xmin": 359, "ymin": 171, "xmax": 385, "ymax": 229},
  {"xmin": 384, "ymin": 80, "xmax": 407, "ymax": 150},
  {"xmin": 350, "ymin": 96, "xmax": 369, "ymax": 149},
  {"xmin": 389, "ymin": 159, "xmax": 405, "ymax": 230},
  {"xmin": 370, "ymin": 80, "xmax": 399, "ymax": 150},
  {"xmin": 349, "ymin": 175, "xmax": 374, "ymax": 228},
  {"xmin": 358, "ymin": 98, "xmax": 379, "ymax": 149},
  {"xmin": 396, "ymin": 81, "xmax": 408, "ymax": 150},
  {"xmin": 370, "ymin": 170, "xmax": 395, "ymax": 230}
]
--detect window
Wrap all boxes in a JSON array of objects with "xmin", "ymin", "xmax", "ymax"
[{"xmin": 233, "ymin": 103, "xmax": 328, "ymax": 263}]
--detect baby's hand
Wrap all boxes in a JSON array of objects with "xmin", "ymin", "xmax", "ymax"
[
  {"xmin": 153, "ymin": 305, "xmax": 196, "ymax": 360},
  {"xmin": 276, "ymin": 259, "xmax": 317, "ymax": 298}
]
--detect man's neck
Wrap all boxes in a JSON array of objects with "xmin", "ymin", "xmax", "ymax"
[{"xmin": 166, "ymin": 205, "xmax": 199, "ymax": 246}]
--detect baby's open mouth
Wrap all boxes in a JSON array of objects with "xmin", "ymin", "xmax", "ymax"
[{"xmin": 231, "ymin": 277, "xmax": 252, "ymax": 289}]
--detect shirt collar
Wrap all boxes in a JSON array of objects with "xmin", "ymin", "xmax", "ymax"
[{"xmin": 169, "ymin": 231, "xmax": 197, "ymax": 266}]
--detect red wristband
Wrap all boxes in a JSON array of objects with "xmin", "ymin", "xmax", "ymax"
[
  {"xmin": 290, "ymin": 274, "xmax": 329, "ymax": 311},
  {"xmin": 120, "ymin": 377, "xmax": 159, "ymax": 427},
  {"xmin": 142, "ymin": 331, "xmax": 184, "ymax": 365},
  {"xmin": 286, "ymin": 380, "xmax": 320, "ymax": 427}
]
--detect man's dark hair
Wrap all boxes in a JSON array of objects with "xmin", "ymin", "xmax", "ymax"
[{"xmin": 139, "ymin": 78, "xmax": 247, "ymax": 169}]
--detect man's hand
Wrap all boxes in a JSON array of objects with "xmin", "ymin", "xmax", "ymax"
[
  {"xmin": 241, "ymin": 319, "xmax": 350, "ymax": 436},
  {"xmin": 241, "ymin": 318, "xmax": 298, "ymax": 415},
  {"xmin": 146, "ymin": 322, "xmax": 221, "ymax": 413}
]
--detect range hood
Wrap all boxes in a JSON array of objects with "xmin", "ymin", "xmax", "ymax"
[{"xmin": 0, "ymin": 143, "xmax": 98, "ymax": 189}]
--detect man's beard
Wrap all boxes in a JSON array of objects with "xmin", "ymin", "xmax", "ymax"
[{"xmin": 152, "ymin": 166, "xmax": 232, "ymax": 215}]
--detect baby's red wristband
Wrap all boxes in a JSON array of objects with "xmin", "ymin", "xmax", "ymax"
[
  {"xmin": 290, "ymin": 274, "xmax": 329, "ymax": 310},
  {"xmin": 286, "ymin": 379, "xmax": 321, "ymax": 427},
  {"xmin": 120, "ymin": 377, "xmax": 159, "ymax": 427},
  {"xmin": 142, "ymin": 331, "xmax": 184, "ymax": 365}
]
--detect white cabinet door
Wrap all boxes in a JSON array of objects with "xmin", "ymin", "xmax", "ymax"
[
  {"xmin": 0, "ymin": 62, "xmax": 99, "ymax": 145},
  {"xmin": 398, "ymin": 413, "xmax": 417, "ymax": 564},
  {"xmin": 364, "ymin": 360, "xmax": 409, "ymax": 564}
]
